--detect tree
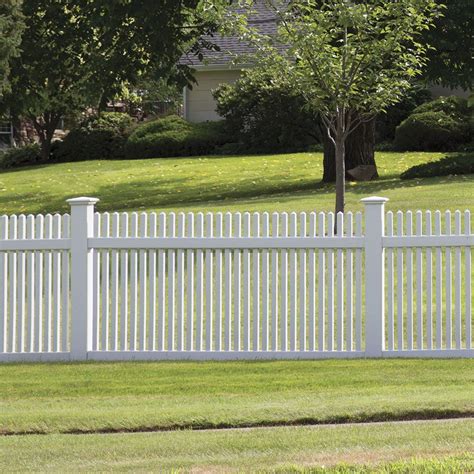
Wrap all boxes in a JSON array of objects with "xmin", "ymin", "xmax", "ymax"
[
  {"xmin": 2, "ymin": 0, "xmax": 226, "ymax": 160},
  {"xmin": 227, "ymin": 0, "xmax": 438, "ymax": 214},
  {"xmin": 0, "ymin": 0, "xmax": 23, "ymax": 97},
  {"xmin": 423, "ymin": 0, "xmax": 473, "ymax": 91}
]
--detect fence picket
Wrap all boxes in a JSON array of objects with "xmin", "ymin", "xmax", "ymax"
[
  {"xmin": 308, "ymin": 212, "xmax": 316, "ymax": 351},
  {"xmin": 396, "ymin": 211, "xmax": 404, "ymax": 350},
  {"xmin": 120, "ymin": 213, "xmax": 131, "ymax": 350},
  {"xmin": 355, "ymin": 212, "xmax": 363, "ymax": 351},
  {"xmin": 252, "ymin": 212, "xmax": 260, "ymax": 351},
  {"xmin": 157, "ymin": 213, "xmax": 166, "ymax": 351},
  {"xmin": 168, "ymin": 212, "xmax": 176, "ymax": 351},
  {"xmin": 233, "ymin": 213, "xmax": 241, "ymax": 351},
  {"xmin": 271, "ymin": 212, "xmax": 279, "ymax": 351},
  {"xmin": 224, "ymin": 213, "xmax": 232, "ymax": 351},
  {"xmin": 327, "ymin": 212, "xmax": 335, "ymax": 351},
  {"xmin": 0, "ymin": 216, "xmax": 6, "ymax": 353},
  {"xmin": 318, "ymin": 212, "xmax": 326, "ymax": 351},
  {"xmin": 386, "ymin": 212, "xmax": 394, "ymax": 351},
  {"xmin": 17, "ymin": 215, "xmax": 26, "ymax": 352},
  {"xmin": 289, "ymin": 212, "xmax": 297, "ymax": 351},
  {"xmin": 100, "ymin": 213, "xmax": 110, "ymax": 351},
  {"xmin": 454, "ymin": 210, "xmax": 462, "ymax": 349},
  {"xmin": 242, "ymin": 213, "xmax": 251, "ymax": 351},
  {"xmin": 345, "ymin": 212, "xmax": 353, "ymax": 352},
  {"xmin": 465, "ymin": 211, "xmax": 472, "ymax": 350},
  {"xmin": 215, "ymin": 213, "xmax": 223, "ymax": 352},
  {"xmin": 8, "ymin": 215, "xmax": 17, "ymax": 353},
  {"xmin": 205, "ymin": 213, "xmax": 214, "ymax": 351},
  {"xmin": 44, "ymin": 215, "xmax": 53, "ymax": 353},
  {"xmin": 336, "ymin": 212, "xmax": 344, "ymax": 351},
  {"xmin": 299, "ymin": 212, "xmax": 307, "ymax": 351},
  {"xmin": 445, "ymin": 211, "xmax": 452, "ymax": 349},
  {"xmin": 139, "ymin": 213, "xmax": 148, "ymax": 350},
  {"xmin": 261, "ymin": 213, "xmax": 270, "ymax": 351},
  {"xmin": 415, "ymin": 211, "xmax": 423, "ymax": 350},
  {"xmin": 434, "ymin": 210, "xmax": 443, "ymax": 349},
  {"xmin": 26, "ymin": 215, "xmax": 35, "ymax": 352},
  {"xmin": 406, "ymin": 211, "xmax": 413, "ymax": 351},
  {"xmin": 128, "ymin": 213, "xmax": 137, "ymax": 351},
  {"xmin": 61, "ymin": 214, "xmax": 70, "ymax": 352},
  {"xmin": 52, "ymin": 214, "xmax": 62, "ymax": 352},
  {"xmin": 148, "ymin": 213, "xmax": 157, "ymax": 351},
  {"xmin": 196, "ymin": 213, "xmax": 204, "ymax": 351},
  {"xmin": 280, "ymin": 212, "xmax": 288, "ymax": 351},
  {"xmin": 186, "ymin": 212, "xmax": 195, "ymax": 351},
  {"xmin": 176, "ymin": 213, "xmax": 185, "ymax": 351},
  {"xmin": 110, "ymin": 213, "xmax": 120, "ymax": 351},
  {"xmin": 92, "ymin": 213, "xmax": 100, "ymax": 352},
  {"xmin": 425, "ymin": 211, "xmax": 433, "ymax": 350}
]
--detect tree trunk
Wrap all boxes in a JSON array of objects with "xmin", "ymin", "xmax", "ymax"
[
  {"xmin": 334, "ymin": 135, "xmax": 345, "ymax": 216},
  {"xmin": 32, "ymin": 114, "xmax": 60, "ymax": 162},
  {"xmin": 39, "ymin": 135, "xmax": 53, "ymax": 162},
  {"xmin": 322, "ymin": 117, "xmax": 378, "ymax": 182}
]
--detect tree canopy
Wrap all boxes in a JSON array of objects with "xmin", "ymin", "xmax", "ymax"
[
  {"xmin": 226, "ymin": 0, "xmax": 438, "ymax": 213},
  {"xmin": 0, "ymin": 0, "xmax": 24, "ymax": 98},
  {"xmin": 2, "ymin": 0, "xmax": 226, "ymax": 159},
  {"xmin": 423, "ymin": 0, "xmax": 473, "ymax": 91}
]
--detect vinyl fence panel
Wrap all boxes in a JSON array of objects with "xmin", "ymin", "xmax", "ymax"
[{"xmin": 1, "ymin": 197, "xmax": 472, "ymax": 362}]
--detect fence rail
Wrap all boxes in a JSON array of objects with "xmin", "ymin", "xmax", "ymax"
[{"xmin": 0, "ymin": 196, "xmax": 472, "ymax": 362}]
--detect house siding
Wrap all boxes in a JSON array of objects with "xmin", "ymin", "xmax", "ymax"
[
  {"xmin": 185, "ymin": 69, "xmax": 242, "ymax": 122},
  {"xmin": 429, "ymin": 85, "xmax": 471, "ymax": 99}
]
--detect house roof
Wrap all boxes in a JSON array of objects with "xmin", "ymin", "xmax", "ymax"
[{"xmin": 180, "ymin": 1, "xmax": 279, "ymax": 69}]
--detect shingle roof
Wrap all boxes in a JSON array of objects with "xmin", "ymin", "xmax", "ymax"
[{"xmin": 180, "ymin": 1, "xmax": 278, "ymax": 67}]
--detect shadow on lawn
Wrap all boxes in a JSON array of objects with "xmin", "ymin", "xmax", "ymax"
[
  {"xmin": 89, "ymin": 173, "xmax": 472, "ymax": 213},
  {"xmin": 1, "ymin": 169, "xmax": 472, "ymax": 215}
]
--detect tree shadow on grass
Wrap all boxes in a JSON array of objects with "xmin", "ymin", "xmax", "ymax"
[
  {"xmin": 86, "ymin": 173, "xmax": 473, "ymax": 213},
  {"xmin": 1, "ymin": 167, "xmax": 472, "ymax": 215}
]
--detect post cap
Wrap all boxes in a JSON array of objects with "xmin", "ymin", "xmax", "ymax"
[
  {"xmin": 360, "ymin": 196, "xmax": 389, "ymax": 205},
  {"xmin": 66, "ymin": 197, "xmax": 100, "ymax": 205}
]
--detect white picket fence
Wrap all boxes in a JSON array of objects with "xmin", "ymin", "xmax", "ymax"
[{"xmin": 0, "ymin": 196, "xmax": 472, "ymax": 362}]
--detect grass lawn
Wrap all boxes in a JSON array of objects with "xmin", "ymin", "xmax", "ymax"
[
  {"xmin": 1, "ymin": 360, "xmax": 473, "ymax": 435},
  {"xmin": 1, "ymin": 420, "xmax": 473, "ymax": 472},
  {"xmin": 0, "ymin": 151, "xmax": 472, "ymax": 216}
]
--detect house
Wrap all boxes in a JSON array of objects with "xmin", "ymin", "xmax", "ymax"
[{"xmin": 180, "ymin": 1, "xmax": 277, "ymax": 123}]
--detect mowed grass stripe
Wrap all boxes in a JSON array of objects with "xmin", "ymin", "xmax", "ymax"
[
  {"xmin": 1, "ymin": 360, "xmax": 473, "ymax": 435},
  {"xmin": 1, "ymin": 419, "xmax": 473, "ymax": 472}
]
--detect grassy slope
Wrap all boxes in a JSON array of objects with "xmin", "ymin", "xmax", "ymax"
[
  {"xmin": 0, "ymin": 152, "xmax": 472, "ymax": 216},
  {"xmin": 1, "ymin": 420, "xmax": 473, "ymax": 472},
  {"xmin": 1, "ymin": 360, "xmax": 473, "ymax": 435}
]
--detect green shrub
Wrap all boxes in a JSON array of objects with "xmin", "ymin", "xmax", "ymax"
[
  {"xmin": 53, "ymin": 112, "xmax": 135, "ymax": 162},
  {"xmin": 375, "ymin": 88, "xmax": 432, "ymax": 142},
  {"xmin": 0, "ymin": 143, "xmax": 41, "ymax": 169},
  {"xmin": 394, "ymin": 96, "xmax": 472, "ymax": 151},
  {"xmin": 413, "ymin": 95, "xmax": 470, "ymax": 118},
  {"xmin": 400, "ymin": 153, "xmax": 474, "ymax": 179},
  {"xmin": 125, "ymin": 115, "xmax": 230, "ymax": 158},
  {"xmin": 213, "ymin": 73, "xmax": 320, "ymax": 153}
]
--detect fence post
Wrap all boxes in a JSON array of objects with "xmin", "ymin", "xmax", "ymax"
[
  {"xmin": 361, "ymin": 196, "xmax": 388, "ymax": 357},
  {"xmin": 67, "ymin": 197, "xmax": 99, "ymax": 360}
]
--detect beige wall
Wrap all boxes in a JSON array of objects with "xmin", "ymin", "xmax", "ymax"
[
  {"xmin": 429, "ymin": 85, "xmax": 471, "ymax": 99},
  {"xmin": 184, "ymin": 69, "xmax": 242, "ymax": 123}
]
